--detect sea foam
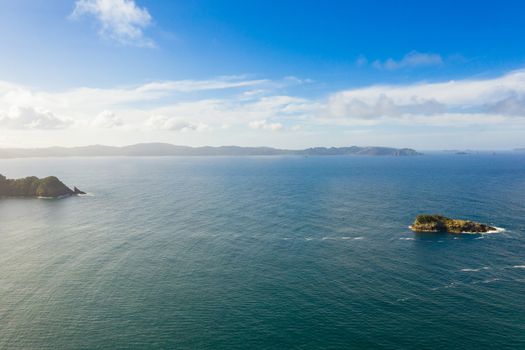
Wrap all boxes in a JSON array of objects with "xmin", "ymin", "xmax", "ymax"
[{"xmin": 460, "ymin": 267, "xmax": 490, "ymax": 272}]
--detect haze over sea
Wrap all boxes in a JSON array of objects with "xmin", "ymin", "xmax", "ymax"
[{"xmin": 1, "ymin": 154, "xmax": 524, "ymax": 349}]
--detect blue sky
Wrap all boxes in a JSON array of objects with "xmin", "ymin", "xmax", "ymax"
[{"xmin": 0, "ymin": 0, "xmax": 525, "ymax": 149}]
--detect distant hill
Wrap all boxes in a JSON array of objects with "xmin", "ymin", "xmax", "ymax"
[{"xmin": 0, "ymin": 143, "xmax": 421, "ymax": 159}]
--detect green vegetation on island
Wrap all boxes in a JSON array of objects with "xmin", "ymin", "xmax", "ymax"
[
  {"xmin": 410, "ymin": 214, "xmax": 496, "ymax": 233},
  {"xmin": 0, "ymin": 174, "xmax": 85, "ymax": 198}
]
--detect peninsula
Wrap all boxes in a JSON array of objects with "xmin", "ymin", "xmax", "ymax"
[
  {"xmin": 0, "ymin": 143, "xmax": 421, "ymax": 159},
  {"xmin": 0, "ymin": 174, "xmax": 85, "ymax": 198},
  {"xmin": 410, "ymin": 214, "xmax": 496, "ymax": 233}
]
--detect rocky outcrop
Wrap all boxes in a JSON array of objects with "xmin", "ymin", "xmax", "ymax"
[
  {"xmin": 73, "ymin": 186, "xmax": 86, "ymax": 195},
  {"xmin": 410, "ymin": 214, "xmax": 496, "ymax": 233},
  {"xmin": 0, "ymin": 174, "xmax": 85, "ymax": 198}
]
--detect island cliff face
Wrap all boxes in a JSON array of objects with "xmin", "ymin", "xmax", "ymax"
[
  {"xmin": 0, "ymin": 174, "xmax": 85, "ymax": 198},
  {"xmin": 410, "ymin": 214, "xmax": 496, "ymax": 233}
]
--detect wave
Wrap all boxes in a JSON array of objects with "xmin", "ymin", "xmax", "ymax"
[
  {"xmin": 430, "ymin": 281, "xmax": 464, "ymax": 290},
  {"xmin": 481, "ymin": 278, "xmax": 501, "ymax": 284},
  {"xmin": 303, "ymin": 236, "xmax": 365, "ymax": 241},
  {"xmin": 399, "ymin": 237, "xmax": 415, "ymax": 241},
  {"xmin": 460, "ymin": 267, "xmax": 490, "ymax": 272},
  {"xmin": 78, "ymin": 192, "xmax": 95, "ymax": 197},
  {"xmin": 37, "ymin": 194, "xmax": 72, "ymax": 199},
  {"xmin": 459, "ymin": 226, "xmax": 505, "ymax": 235},
  {"xmin": 409, "ymin": 226, "xmax": 505, "ymax": 234},
  {"xmin": 37, "ymin": 192, "xmax": 95, "ymax": 199},
  {"xmin": 512, "ymin": 265, "xmax": 525, "ymax": 269},
  {"xmin": 444, "ymin": 282, "xmax": 459, "ymax": 288}
]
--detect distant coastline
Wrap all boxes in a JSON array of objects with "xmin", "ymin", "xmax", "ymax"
[{"xmin": 0, "ymin": 143, "xmax": 421, "ymax": 159}]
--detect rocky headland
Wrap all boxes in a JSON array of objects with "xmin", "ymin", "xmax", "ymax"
[{"xmin": 0, "ymin": 174, "xmax": 85, "ymax": 198}]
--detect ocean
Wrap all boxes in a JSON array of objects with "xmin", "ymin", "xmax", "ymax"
[{"xmin": 0, "ymin": 154, "xmax": 524, "ymax": 349}]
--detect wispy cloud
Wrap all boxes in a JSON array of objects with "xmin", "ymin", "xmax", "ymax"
[
  {"xmin": 136, "ymin": 77, "xmax": 269, "ymax": 93},
  {"xmin": 358, "ymin": 51, "xmax": 444, "ymax": 70},
  {"xmin": 71, "ymin": 0, "xmax": 154, "ymax": 47}
]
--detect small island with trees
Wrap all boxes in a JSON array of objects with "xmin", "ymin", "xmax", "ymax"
[
  {"xmin": 410, "ymin": 214, "xmax": 497, "ymax": 233},
  {"xmin": 0, "ymin": 174, "xmax": 85, "ymax": 198}
]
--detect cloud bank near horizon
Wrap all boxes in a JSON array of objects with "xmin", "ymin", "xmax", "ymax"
[{"xmin": 1, "ymin": 69, "xmax": 525, "ymax": 148}]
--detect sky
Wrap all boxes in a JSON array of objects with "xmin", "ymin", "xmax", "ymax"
[{"xmin": 1, "ymin": 0, "xmax": 525, "ymax": 150}]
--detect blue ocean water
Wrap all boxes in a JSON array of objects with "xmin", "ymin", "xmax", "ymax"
[{"xmin": 0, "ymin": 154, "xmax": 524, "ymax": 349}]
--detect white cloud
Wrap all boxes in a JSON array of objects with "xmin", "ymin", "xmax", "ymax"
[
  {"xmin": 486, "ymin": 96, "xmax": 525, "ymax": 117},
  {"xmin": 399, "ymin": 113, "xmax": 509, "ymax": 127},
  {"xmin": 92, "ymin": 110, "xmax": 123, "ymax": 128},
  {"xmin": 0, "ymin": 78, "xmax": 318, "ymax": 138},
  {"xmin": 71, "ymin": 0, "xmax": 154, "ymax": 47},
  {"xmin": 249, "ymin": 119, "xmax": 283, "ymax": 131},
  {"xmin": 0, "ymin": 77, "xmax": 271, "ymax": 119},
  {"xmin": 371, "ymin": 51, "xmax": 443, "ymax": 70},
  {"xmin": 0, "ymin": 106, "xmax": 71, "ymax": 129},
  {"xmin": 326, "ymin": 94, "xmax": 445, "ymax": 119},
  {"xmin": 324, "ymin": 69, "xmax": 525, "ymax": 123},
  {"xmin": 141, "ymin": 95, "xmax": 317, "ymax": 131},
  {"xmin": 145, "ymin": 115, "xmax": 210, "ymax": 132},
  {"xmin": 1, "ymin": 70, "xmax": 525, "ymax": 147}
]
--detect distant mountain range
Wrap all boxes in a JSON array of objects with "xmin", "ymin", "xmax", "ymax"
[
  {"xmin": 0, "ymin": 143, "xmax": 421, "ymax": 159},
  {"xmin": 515, "ymin": 148, "xmax": 525, "ymax": 152}
]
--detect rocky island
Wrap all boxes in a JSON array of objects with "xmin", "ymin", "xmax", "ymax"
[
  {"xmin": 410, "ymin": 214, "xmax": 496, "ymax": 233},
  {"xmin": 0, "ymin": 174, "xmax": 85, "ymax": 198}
]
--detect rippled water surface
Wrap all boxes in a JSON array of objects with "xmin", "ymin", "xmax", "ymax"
[{"xmin": 1, "ymin": 155, "xmax": 524, "ymax": 349}]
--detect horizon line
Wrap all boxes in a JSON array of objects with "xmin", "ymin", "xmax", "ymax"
[{"xmin": 0, "ymin": 142, "xmax": 523, "ymax": 152}]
